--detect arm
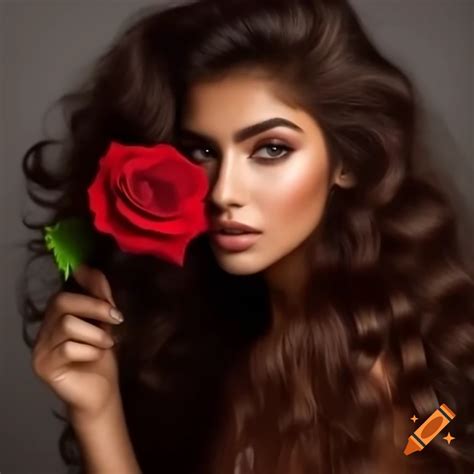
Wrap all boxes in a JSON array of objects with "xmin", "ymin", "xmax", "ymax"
[{"xmin": 69, "ymin": 394, "xmax": 142, "ymax": 474}]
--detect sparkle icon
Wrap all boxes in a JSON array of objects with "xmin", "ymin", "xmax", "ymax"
[
  {"xmin": 410, "ymin": 415, "xmax": 418, "ymax": 423},
  {"xmin": 443, "ymin": 432, "xmax": 455, "ymax": 445}
]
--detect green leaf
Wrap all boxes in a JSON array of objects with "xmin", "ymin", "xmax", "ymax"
[{"xmin": 43, "ymin": 217, "xmax": 95, "ymax": 281}]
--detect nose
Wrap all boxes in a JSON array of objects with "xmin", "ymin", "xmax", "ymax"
[{"xmin": 206, "ymin": 153, "xmax": 247, "ymax": 213}]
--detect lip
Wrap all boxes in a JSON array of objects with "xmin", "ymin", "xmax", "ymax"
[
  {"xmin": 211, "ymin": 220, "xmax": 261, "ymax": 233},
  {"xmin": 211, "ymin": 231, "xmax": 261, "ymax": 252}
]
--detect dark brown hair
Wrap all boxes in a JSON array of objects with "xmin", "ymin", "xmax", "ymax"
[{"xmin": 19, "ymin": 0, "xmax": 474, "ymax": 472}]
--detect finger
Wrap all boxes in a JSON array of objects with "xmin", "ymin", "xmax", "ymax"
[
  {"xmin": 47, "ymin": 314, "xmax": 115, "ymax": 353},
  {"xmin": 72, "ymin": 263, "xmax": 116, "ymax": 307},
  {"xmin": 46, "ymin": 291, "xmax": 124, "ymax": 327},
  {"xmin": 45, "ymin": 341, "xmax": 105, "ymax": 382}
]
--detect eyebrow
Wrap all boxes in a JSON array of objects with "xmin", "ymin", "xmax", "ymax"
[{"xmin": 179, "ymin": 117, "xmax": 304, "ymax": 145}]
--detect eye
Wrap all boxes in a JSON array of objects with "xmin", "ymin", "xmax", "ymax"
[
  {"xmin": 253, "ymin": 142, "xmax": 292, "ymax": 162},
  {"xmin": 178, "ymin": 145, "xmax": 216, "ymax": 162},
  {"xmin": 177, "ymin": 142, "xmax": 293, "ymax": 164}
]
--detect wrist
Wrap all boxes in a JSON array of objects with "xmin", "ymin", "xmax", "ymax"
[
  {"xmin": 68, "ymin": 394, "xmax": 141, "ymax": 474},
  {"xmin": 68, "ymin": 392, "xmax": 124, "ymax": 430}
]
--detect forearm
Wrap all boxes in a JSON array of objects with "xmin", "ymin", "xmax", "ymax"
[{"xmin": 69, "ymin": 395, "xmax": 142, "ymax": 474}]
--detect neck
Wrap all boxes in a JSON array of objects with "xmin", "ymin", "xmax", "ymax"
[{"xmin": 264, "ymin": 239, "xmax": 313, "ymax": 332}]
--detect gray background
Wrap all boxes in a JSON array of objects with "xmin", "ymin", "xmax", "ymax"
[{"xmin": 1, "ymin": 1, "xmax": 472, "ymax": 472}]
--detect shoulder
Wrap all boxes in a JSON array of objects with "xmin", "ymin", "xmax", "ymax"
[
  {"xmin": 370, "ymin": 354, "xmax": 414, "ymax": 471},
  {"xmin": 370, "ymin": 354, "xmax": 413, "ymax": 443},
  {"xmin": 370, "ymin": 354, "xmax": 394, "ymax": 401}
]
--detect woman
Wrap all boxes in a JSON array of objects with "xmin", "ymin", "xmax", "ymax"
[{"xmin": 21, "ymin": 0, "xmax": 474, "ymax": 472}]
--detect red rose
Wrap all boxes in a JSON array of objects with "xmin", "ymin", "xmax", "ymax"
[{"xmin": 87, "ymin": 141, "xmax": 210, "ymax": 266}]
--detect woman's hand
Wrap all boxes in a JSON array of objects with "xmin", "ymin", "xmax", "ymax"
[{"xmin": 31, "ymin": 263, "xmax": 124, "ymax": 421}]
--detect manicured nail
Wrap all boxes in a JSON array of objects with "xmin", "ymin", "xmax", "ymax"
[{"xmin": 109, "ymin": 307, "xmax": 124, "ymax": 323}]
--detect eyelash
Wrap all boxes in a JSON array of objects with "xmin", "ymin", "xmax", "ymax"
[{"xmin": 180, "ymin": 142, "xmax": 293, "ymax": 164}]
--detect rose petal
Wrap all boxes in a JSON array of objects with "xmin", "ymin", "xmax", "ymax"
[
  {"xmin": 96, "ymin": 191, "xmax": 200, "ymax": 266},
  {"xmin": 117, "ymin": 173, "xmax": 180, "ymax": 219},
  {"xmin": 88, "ymin": 140, "xmax": 211, "ymax": 266},
  {"xmin": 115, "ymin": 196, "xmax": 191, "ymax": 235},
  {"xmin": 120, "ymin": 168, "xmax": 181, "ymax": 216}
]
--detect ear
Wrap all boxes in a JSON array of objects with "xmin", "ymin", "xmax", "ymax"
[{"xmin": 333, "ymin": 162, "xmax": 356, "ymax": 189}]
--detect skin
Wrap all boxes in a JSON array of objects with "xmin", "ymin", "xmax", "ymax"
[
  {"xmin": 178, "ymin": 68, "xmax": 412, "ymax": 464},
  {"xmin": 178, "ymin": 68, "xmax": 355, "ymax": 321}
]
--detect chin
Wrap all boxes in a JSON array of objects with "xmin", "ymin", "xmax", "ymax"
[{"xmin": 211, "ymin": 248, "xmax": 268, "ymax": 275}]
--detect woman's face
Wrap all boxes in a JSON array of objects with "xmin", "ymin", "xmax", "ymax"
[{"xmin": 178, "ymin": 69, "xmax": 352, "ymax": 276}]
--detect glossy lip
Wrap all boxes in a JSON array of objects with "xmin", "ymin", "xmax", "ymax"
[
  {"xmin": 211, "ymin": 231, "xmax": 262, "ymax": 252},
  {"xmin": 211, "ymin": 219, "xmax": 261, "ymax": 233}
]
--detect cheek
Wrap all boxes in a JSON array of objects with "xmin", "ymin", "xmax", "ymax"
[{"xmin": 264, "ymin": 159, "xmax": 330, "ymax": 232}]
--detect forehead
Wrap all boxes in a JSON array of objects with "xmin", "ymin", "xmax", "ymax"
[{"xmin": 180, "ymin": 69, "xmax": 300, "ymax": 127}]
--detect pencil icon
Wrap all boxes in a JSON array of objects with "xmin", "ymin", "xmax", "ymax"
[{"xmin": 404, "ymin": 403, "xmax": 456, "ymax": 455}]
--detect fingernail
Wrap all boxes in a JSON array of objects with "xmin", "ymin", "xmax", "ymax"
[{"xmin": 109, "ymin": 307, "xmax": 124, "ymax": 323}]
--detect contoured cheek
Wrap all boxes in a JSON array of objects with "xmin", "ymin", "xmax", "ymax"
[{"xmin": 257, "ymin": 149, "xmax": 331, "ymax": 260}]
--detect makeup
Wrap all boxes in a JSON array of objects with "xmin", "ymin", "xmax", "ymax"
[{"xmin": 211, "ymin": 231, "xmax": 261, "ymax": 252}]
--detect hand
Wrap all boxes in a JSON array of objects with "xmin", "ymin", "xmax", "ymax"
[{"xmin": 31, "ymin": 263, "xmax": 124, "ymax": 421}]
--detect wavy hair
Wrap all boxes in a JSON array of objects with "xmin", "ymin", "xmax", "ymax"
[{"xmin": 19, "ymin": 0, "xmax": 474, "ymax": 472}]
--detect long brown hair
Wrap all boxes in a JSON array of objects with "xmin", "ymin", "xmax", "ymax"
[{"xmin": 19, "ymin": 0, "xmax": 474, "ymax": 472}]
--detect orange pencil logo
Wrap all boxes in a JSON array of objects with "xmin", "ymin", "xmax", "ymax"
[{"xmin": 404, "ymin": 403, "xmax": 456, "ymax": 455}]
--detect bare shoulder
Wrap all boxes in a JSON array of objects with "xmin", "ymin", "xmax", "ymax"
[
  {"xmin": 370, "ymin": 354, "xmax": 393, "ymax": 400},
  {"xmin": 369, "ymin": 352, "xmax": 410, "ymax": 431},
  {"xmin": 370, "ymin": 354, "xmax": 414, "ymax": 473}
]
